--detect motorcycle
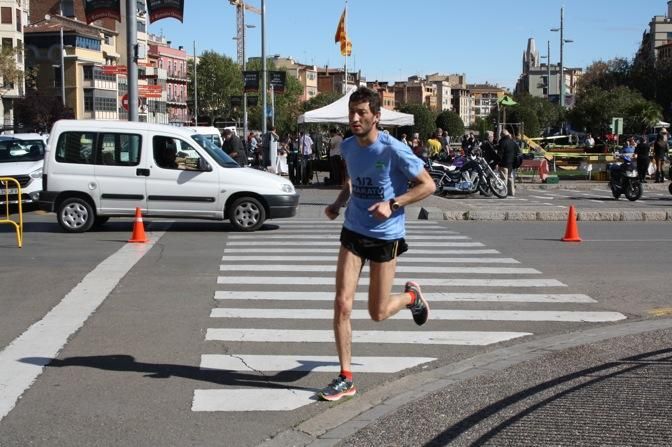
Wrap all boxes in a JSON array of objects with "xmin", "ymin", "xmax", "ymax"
[
  {"xmin": 427, "ymin": 151, "xmax": 507, "ymax": 198},
  {"xmin": 608, "ymin": 155, "xmax": 642, "ymax": 201}
]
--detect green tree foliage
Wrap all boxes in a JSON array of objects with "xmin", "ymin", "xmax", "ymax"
[
  {"xmin": 397, "ymin": 104, "xmax": 435, "ymax": 140},
  {"xmin": 472, "ymin": 117, "xmax": 491, "ymax": 137},
  {"xmin": 513, "ymin": 93, "xmax": 564, "ymax": 132},
  {"xmin": 188, "ymin": 51, "xmax": 241, "ymax": 124},
  {"xmin": 435, "ymin": 110, "xmax": 464, "ymax": 139},
  {"xmin": 506, "ymin": 106, "xmax": 540, "ymax": 137},
  {"xmin": 569, "ymin": 86, "xmax": 661, "ymax": 135},
  {"xmin": 303, "ymin": 91, "xmax": 342, "ymax": 112},
  {"xmin": 576, "ymin": 58, "xmax": 632, "ymax": 95},
  {"xmin": 0, "ymin": 47, "xmax": 23, "ymax": 95}
]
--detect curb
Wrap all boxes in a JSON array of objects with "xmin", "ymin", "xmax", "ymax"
[
  {"xmin": 257, "ymin": 318, "xmax": 672, "ymax": 447},
  {"xmin": 417, "ymin": 207, "xmax": 672, "ymax": 222}
]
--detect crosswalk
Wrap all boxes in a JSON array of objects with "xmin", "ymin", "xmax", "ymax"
[{"xmin": 192, "ymin": 219, "xmax": 626, "ymax": 412}]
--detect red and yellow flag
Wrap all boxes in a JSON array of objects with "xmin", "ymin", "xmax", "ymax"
[{"xmin": 334, "ymin": 8, "xmax": 351, "ymax": 56}]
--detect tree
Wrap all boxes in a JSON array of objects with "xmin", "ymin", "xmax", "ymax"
[
  {"xmin": 507, "ymin": 106, "xmax": 540, "ymax": 137},
  {"xmin": 0, "ymin": 47, "xmax": 23, "ymax": 97},
  {"xmin": 576, "ymin": 58, "xmax": 632, "ymax": 95},
  {"xmin": 513, "ymin": 93, "xmax": 564, "ymax": 132},
  {"xmin": 188, "ymin": 51, "xmax": 241, "ymax": 124},
  {"xmin": 435, "ymin": 110, "xmax": 464, "ymax": 139},
  {"xmin": 397, "ymin": 104, "xmax": 435, "ymax": 140},
  {"xmin": 14, "ymin": 95, "xmax": 70, "ymax": 132},
  {"xmin": 303, "ymin": 91, "xmax": 342, "ymax": 112},
  {"xmin": 569, "ymin": 86, "xmax": 661, "ymax": 135}
]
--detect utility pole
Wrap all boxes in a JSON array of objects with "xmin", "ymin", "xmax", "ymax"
[
  {"xmin": 126, "ymin": 0, "xmax": 138, "ymax": 121},
  {"xmin": 559, "ymin": 7, "xmax": 564, "ymax": 109},
  {"xmin": 547, "ymin": 40, "xmax": 551, "ymax": 99},
  {"xmin": 261, "ymin": 0, "xmax": 267, "ymax": 136},
  {"xmin": 193, "ymin": 40, "xmax": 198, "ymax": 126},
  {"xmin": 59, "ymin": 23, "xmax": 65, "ymax": 106}
]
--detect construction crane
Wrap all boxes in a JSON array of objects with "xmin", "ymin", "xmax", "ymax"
[{"xmin": 229, "ymin": 0, "xmax": 261, "ymax": 66}]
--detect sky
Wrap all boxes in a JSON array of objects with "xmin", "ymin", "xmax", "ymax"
[{"xmin": 148, "ymin": 0, "xmax": 667, "ymax": 91}]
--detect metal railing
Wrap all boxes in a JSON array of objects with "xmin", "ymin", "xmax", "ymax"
[{"xmin": 0, "ymin": 177, "xmax": 23, "ymax": 248}]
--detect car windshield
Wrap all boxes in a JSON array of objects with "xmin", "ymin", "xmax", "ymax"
[
  {"xmin": 0, "ymin": 139, "xmax": 45, "ymax": 163},
  {"xmin": 191, "ymin": 134, "xmax": 240, "ymax": 168}
]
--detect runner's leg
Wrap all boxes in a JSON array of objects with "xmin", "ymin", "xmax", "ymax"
[
  {"xmin": 334, "ymin": 246, "xmax": 363, "ymax": 373},
  {"xmin": 367, "ymin": 258, "xmax": 410, "ymax": 321}
]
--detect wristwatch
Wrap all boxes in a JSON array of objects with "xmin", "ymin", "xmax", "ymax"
[{"xmin": 389, "ymin": 198, "xmax": 401, "ymax": 211}]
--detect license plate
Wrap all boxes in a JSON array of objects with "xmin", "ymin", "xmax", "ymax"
[{"xmin": 0, "ymin": 188, "xmax": 18, "ymax": 194}]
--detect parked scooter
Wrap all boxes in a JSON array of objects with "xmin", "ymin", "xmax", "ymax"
[{"xmin": 609, "ymin": 153, "xmax": 642, "ymax": 201}]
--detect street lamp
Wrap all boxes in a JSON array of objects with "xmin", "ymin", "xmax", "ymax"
[{"xmin": 550, "ymin": 7, "xmax": 573, "ymax": 109}]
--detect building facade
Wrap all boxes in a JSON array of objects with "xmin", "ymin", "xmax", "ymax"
[
  {"xmin": 366, "ymin": 81, "xmax": 395, "ymax": 110},
  {"xmin": 266, "ymin": 56, "xmax": 318, "ymax": 102},
  {"xmin": 468, "ymin": 83, "xmax": 506, "ymax": 122},
  {"xmin": 0, "ymin": 0, "xmax": 29, "ymax": 130}
]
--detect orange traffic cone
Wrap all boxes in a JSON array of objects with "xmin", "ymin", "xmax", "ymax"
[
  {"xmin": 128, "ymin": 207, "xmax": 148, "ymax": 243},
  {"xmin": 561, "ymin": 205, "xmax": 582, "ymax": 242}
]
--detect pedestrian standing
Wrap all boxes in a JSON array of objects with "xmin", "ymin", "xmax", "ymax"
[
  {"xmin": 498, "ymin": 129, "xmax": 519, "ymax": 196},
  {"xmin": 222, "ymin": 129, "xmax": 247, "ymax": 166},
  {"xmin": 320, "ymin": 86, "xmax": 436, "ymax": 401},
  {"xmin": 328, "ymin": 128, "xmax": 344, "ymax": 186},
  {"xmin": 634, "ymin": 135, "xmax": 651, "ymax": 183},
  {"xmin": 298, "ymin": 131, "xmax": 314, "ymax": 185},
  {"xmin": 653, "ymin": 130, "xmax": 668, "ymax": 182},
  {"xmin": 262, "ymin": 126, "xmax": 279, "ymax": 171}
]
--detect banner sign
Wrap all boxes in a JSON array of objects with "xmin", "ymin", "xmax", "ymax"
[
  {"xmin": 84, "ymin": 0, "xmax": 121, "ymax": 24},
  {"xmin": 230, "ymin": 96, "xmax": 242, "ymax": 108},
  {"xmin": 269, "ymin": 71, "xmax": 286, "ymax": 93},
  {"xmin": 147, "ymin": 0, "xmax": 184, "ymax": 23},
  {"xmin": 243, "ymin": 71, "xmax": 259, "ymax": 93},
  {"xmin": 247, "ymin": 95, "xmax": 258, "ymax": 107},
  {"xmin": 100, "ymin": 65, "xmax": 127, "ymax": 75}
]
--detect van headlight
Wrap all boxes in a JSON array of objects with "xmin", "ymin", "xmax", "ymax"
[
  {"xmin": 30, "ymin": 167, "xmax": 43, "ymax": 179},
  {"xmin": 281, "ymin": 183, "xmax": 294, "ymax": 193}
]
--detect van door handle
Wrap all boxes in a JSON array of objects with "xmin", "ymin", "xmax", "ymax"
[{"xmin": 136, "ymin": 168, "xmax": 150, "ymax": 177}]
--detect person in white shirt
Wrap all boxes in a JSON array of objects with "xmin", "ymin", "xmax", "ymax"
[
  {"xmin": 298, "ymin": 131, "xmax": 314, "ymax": 185},
  {"xmin": 329, "ymin": 128, "xmax": 344, "ymax": 186}
]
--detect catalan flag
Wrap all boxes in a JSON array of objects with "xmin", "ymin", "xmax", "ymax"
[{"xmin": 334, "ymin": 8, "xmax": 351, "ymax": 56}]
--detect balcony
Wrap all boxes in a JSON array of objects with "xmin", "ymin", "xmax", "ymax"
[
  {"xmin": 166, "ymin": 69, "xmax": 188, "ymax": 81},
  {"xmin": 167, "ymin": 95, "xmax": 187, "ymax": 104}
]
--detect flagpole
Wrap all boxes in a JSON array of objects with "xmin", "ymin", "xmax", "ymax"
[{"xmin": 343, "ymin": 0, "xmax": 347, "ymax": 94}]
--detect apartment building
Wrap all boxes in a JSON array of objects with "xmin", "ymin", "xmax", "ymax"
[
  {"xmin": 265, "ymin": 56, "xmax": 318, "ymax": 102},
  {"xmin": 637, "ymin": 1, "xmax": 672, "ymax": 62},
  {"xmin": 147, "ymin": 34, "xmax": 187, "ymax": 125},
  {"xmin": 317, "ymin": 67, "xmax": 363, "ymax": 95},
  {"xmin": 468, "ymin": 83, "xmax": 506, "ymax": 122},
  {"xmin": 426, "ymin": 74, "xmax": 452, "ymax": 111},
  {"xmin": 366, "ymin": 81, "xmax": 395, "ymax": 110},
  {"xmin": 0, "ymin": 0, "xmax": 28, "ymax": 129},
  {"xmin": 394, "ymin": 76, "xmax": 437, "ymax": 110}
]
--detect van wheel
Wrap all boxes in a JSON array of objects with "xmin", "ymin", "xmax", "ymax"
[
  {"xmin": 57, "ymin": 197, "xmax": 95, "ymax": 233},
  {"xmin": 228, "ymin": 197, "xmax": 265, "ymax": 231},
  {"xmin": 93, "ymin": 216, "xmax": 110, "ymax": 228}
]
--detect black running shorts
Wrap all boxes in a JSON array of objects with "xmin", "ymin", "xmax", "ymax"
[{"xmin": 340, "ymin": 226, "xmax": 408, "ymax": 263}]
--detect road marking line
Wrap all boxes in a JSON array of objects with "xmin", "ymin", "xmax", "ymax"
[
  {"xmin": 256, "ymin": 228, "xmax": 455, "ymax": 234},
  {"xmin": 530, "ymin": 195, "xmax": 554, "ymax": 200},
  {"xmin": 590, "ymin": 200, "xmax": 604, "ymax": 204},
  {"xmin": 213, "ymin": 292, "xmax": 595, "ymax": 303},
  {"xmin": 210, "ymin": 308, "xmax": 626, "ymax": 322},
  {"xmin": 222, "ymin": 248, "xmax": 501, "ymax": 254},
  {"xmin": 227, "ymin": 234, "xmax": 471, "ymax": 240},
  {"xmin": 200, "ymin": 355, "xmax": 436, "ymax": 373},
  {"xmin": 225, "ymin": 241, "xmax": 484, "ymax": 247},
  {"xmin": 0, "ymin": 234, "xmax": 164, "ymax": 422},
  {"xmin": 219, "ymin": 264, "xmax": 540, "ymax": 274},
  {"xmin": 193, "ymin": 389, "xmax": 317, "ymax": 412},
  {"xmin": 205, "ymin": 329, "xmax": 532, "ymax": 345},
  {"xmin": 220, "ymin": 256, "xmax": 520, "ymax": 264},
  {"xmin": 216, "ymin": 277, "xmax": 566, "ymax": 287}
]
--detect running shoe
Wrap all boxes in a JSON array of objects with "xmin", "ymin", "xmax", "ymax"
[
  {"xmin": 405, "ymin": 281, "xmax": 429, "ymax": 325},
  {"xmin": 318, "ymin": 375, "xmax": 356, "ymax": 401}
]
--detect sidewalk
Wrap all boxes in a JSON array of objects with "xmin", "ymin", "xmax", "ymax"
[{"xmin": 261, "ymin": 318, "xmax": 672, "ymax": 447}]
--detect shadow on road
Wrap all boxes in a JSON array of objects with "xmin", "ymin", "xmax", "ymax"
[{"xmin": 20, "ymin": 355, "xmax": 322, "ymax": 392}]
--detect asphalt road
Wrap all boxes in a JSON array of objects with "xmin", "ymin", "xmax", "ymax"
[{"xmin": 0, "ymin": 203, "xmax": 669, "ymax": 446}]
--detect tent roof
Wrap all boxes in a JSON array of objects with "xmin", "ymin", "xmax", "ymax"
[{"xmin": 297, "ymin": 87, "xmax": 414, "ymax": 127}]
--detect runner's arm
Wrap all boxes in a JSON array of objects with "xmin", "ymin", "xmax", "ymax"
[{"xmin": 325, "ymin": 178, "xmax": 351, "ymax": 220}]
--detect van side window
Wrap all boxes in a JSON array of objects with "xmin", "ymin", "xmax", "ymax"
[
  {"xmin": 97, "ymin": 133, "xmax": 142, "ymax": 166},
  {"xmin": 56, "ymin": 132, "xmax": 96, "ymax": 164},
  {"xmin": 153, "ymin": 136, "xmax": 203, "ymax": 171}
]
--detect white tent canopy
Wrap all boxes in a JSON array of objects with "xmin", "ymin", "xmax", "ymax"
[{"xmin": 297, "ymin": 87, "xmax": 414, "ymax": 127}]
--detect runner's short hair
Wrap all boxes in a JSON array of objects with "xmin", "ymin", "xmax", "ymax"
[{"xmin": 349, "ymin": 86, "xmax": 381, "ymax": 115}]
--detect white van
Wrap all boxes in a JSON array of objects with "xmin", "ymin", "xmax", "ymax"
[
  {"xmin": 0, "ymin": 134, "xmax": 48, "ymax": 204},
  {"xmin": 187, "ymin": 126, "xmax": 223, "ymax": 147},
  {"xmin": 39, "ymin": 120, "xmax": 299, "ymax": 232}
]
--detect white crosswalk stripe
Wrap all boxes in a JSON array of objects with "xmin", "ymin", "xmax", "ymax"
[{"xmin": 193, "ymin": 220, "xmax": 626, "ymax": 413}]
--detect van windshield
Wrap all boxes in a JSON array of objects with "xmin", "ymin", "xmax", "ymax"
[
  {"xmin": 191, "ymin": 134, "xmax": 240, "ymax": 168},
  {"xmin": 0, "ymin": 139, "xmax": 45, "ymax": 163}
]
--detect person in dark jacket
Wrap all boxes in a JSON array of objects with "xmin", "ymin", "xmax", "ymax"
[
  {"xmin": 222, "ymin": 129, "xmax": 247, "ymax": 166},
  {"xmin": 653, "ymin": 131, "xmax": 668, "ymax": 182},
  {"xmin": 480, "ymin": 131, "xmax": 499, "ymax": 165},
  {"xmin": 498, "ymin": 129, "xmax": 519, "ymax": 196},
  {"xmin": 634, "ymin": 135, "xmax": 651, "ymax": 183}
]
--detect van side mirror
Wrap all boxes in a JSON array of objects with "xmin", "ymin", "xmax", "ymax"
[{"xmin": 199, "ymin": 158, "xmax": 212, "ymax": 172}]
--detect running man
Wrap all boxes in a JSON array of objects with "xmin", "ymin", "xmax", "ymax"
[{"xmin": 320, "ymin": 87, "xmax": 436, "ymax": 401}]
